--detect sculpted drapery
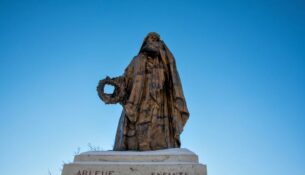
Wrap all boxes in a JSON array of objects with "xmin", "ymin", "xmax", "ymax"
[{"xmin": 97, "ymin": 32, "xmax": 189, "ymax": 151}]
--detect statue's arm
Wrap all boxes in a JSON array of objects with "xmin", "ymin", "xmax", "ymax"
[{"xmin": 97, "ymin": 57, "xmax": 136, "ymax": 105}]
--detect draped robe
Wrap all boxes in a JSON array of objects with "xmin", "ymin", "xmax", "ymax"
[{"xmin": 113, "ymin": 42, "xmax": 189, "ymax": 151}]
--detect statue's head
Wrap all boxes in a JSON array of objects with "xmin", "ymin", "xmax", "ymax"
[
  {"xmin": 140, "ymin": 32, "xmax": 162, "ymax": 56},
  {"xmin": 144, "ymin": 32, "xmax": 160, "ymax": 42}
]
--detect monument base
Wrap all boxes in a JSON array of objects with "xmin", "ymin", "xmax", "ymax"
[{"xmin": 62, "ymin": 148, "xmax": 207, "ymax": 175}]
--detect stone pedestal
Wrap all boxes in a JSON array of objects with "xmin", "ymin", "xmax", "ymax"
[{"xmin": 62, "ymin": 148, "xmax": 207, "ymax": 175}]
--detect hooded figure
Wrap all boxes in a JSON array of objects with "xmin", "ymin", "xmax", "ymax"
[{"xmin": 98, "ymin": 32, "xmax": 189, "ymax": 151}]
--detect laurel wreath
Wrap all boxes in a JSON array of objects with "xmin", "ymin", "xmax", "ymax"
[{"xmin": 97, "ymin": 76, "xmax": 125, "ymax": 104}]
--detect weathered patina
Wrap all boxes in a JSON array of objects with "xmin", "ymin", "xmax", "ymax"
[{"xmin": 97, "ymin": 32, "xmax": 189, "ymax": 151}]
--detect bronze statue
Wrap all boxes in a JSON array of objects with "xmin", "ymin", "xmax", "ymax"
[{"xmin": 97, "ymin": 32, "xmax": 189, "ymax": 151}]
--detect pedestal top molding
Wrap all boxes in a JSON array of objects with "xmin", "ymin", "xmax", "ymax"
[
  {"xmin": 62, "ymin": 148, "xmax": 207, "ymax": 175},
  {"xmin": 74, "ymin": 148, "xmax": 199, "ymax": 163}
]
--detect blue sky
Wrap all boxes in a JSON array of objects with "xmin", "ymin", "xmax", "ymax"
[{"xmin": 0, "ymin": 0, "xmax": 304, "ymax": 175}]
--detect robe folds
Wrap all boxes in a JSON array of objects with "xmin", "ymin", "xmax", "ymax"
[{"xmin": 113, "ymin": 42, "xmax": 189, "ymax": 151}]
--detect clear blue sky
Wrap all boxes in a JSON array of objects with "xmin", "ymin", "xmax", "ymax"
[{"xmin": 0, "ymin": 0, "xmax": 304, "ymax": 175}]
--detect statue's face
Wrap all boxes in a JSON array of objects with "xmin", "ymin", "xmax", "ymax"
[
  {"xmin": 146, "ymin": 34, "xmax": 159, "ymax": 43},
  {"xmin": 141, "ymin": 34, "xmax": 161, "ymax": 56}
]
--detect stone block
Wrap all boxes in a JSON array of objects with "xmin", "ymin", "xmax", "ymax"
[{"xmin": 62, "ymin": 148, "xmax": 207, "ymax": 175}]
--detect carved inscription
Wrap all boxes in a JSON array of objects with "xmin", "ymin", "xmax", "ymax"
[
  {"xmin": 76, "ymin": 170, "xmax": 114, "ymax": 175},
  {"xmin": 76, "ymin": 169, "xmax": 188, "ymax": 175},
  {"xmin": 151, "ymin": 172, "xmax": 188, "ymax": 175}
]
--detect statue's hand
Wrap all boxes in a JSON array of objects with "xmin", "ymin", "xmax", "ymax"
[{"xmin": 175, "ymin": 98, "xmax": 185, "ymax": 109}]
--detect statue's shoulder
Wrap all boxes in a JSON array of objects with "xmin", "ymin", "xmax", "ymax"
[
  {"xmin": 129, "ymin": 54, "xmax": 143, "ymax": 64},
  {"xmin": 124, "ymin": 55, "xmax": 139, "ymax": 73},
  {"xmin": 133, "ymin": 54, "xmax": 142, "ymax": 60}
]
